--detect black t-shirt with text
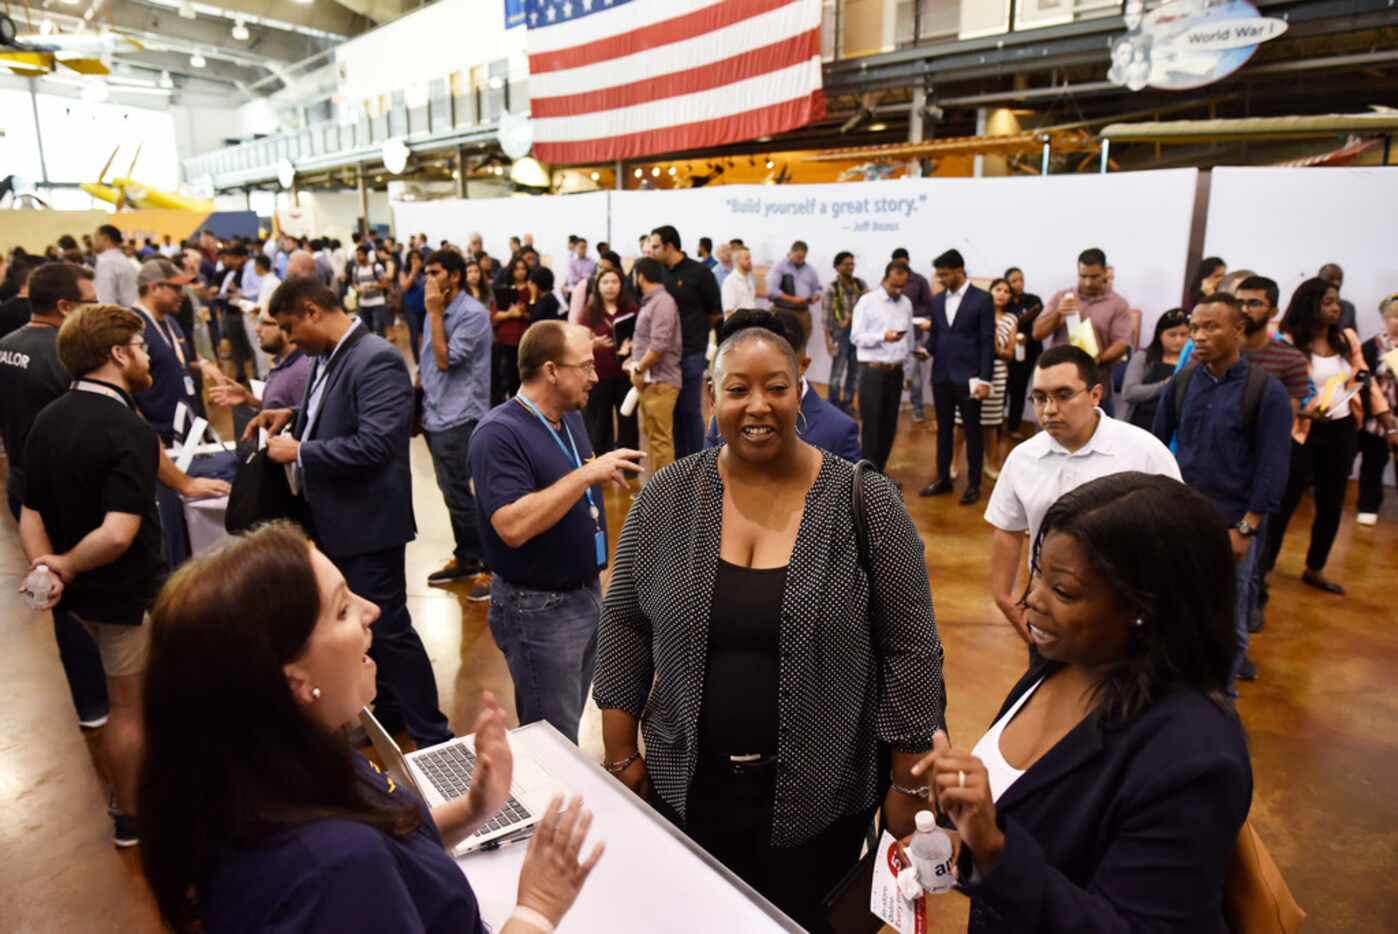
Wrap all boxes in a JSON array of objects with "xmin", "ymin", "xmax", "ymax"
[
  {"xmin": 0, "ymin": 323, "xmax": 70, "ymax": 498},
  {"xmin": 0, "ymin": 296, "xmax": 31, "ymax": 339},
  {"xmin": 23, "ymin": 383, "xmax": 167, "ymax": 625}
]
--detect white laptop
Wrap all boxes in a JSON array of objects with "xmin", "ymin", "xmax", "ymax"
[{"xmin": 359, "ymin": 708, "xmax": 570, "ymax": 855}]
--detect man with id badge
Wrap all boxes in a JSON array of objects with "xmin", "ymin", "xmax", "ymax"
[
  {"xmin": 469, "ymin": 321, "xmax": 644, "ymax": 743},
  {"xmin": 132, "ymin": 258, "xmax": 205, "ymax": 444}
]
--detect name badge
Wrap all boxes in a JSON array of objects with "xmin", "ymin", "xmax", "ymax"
[
  {"xmin": 184, "ymin": 375, "xmax": 197, "ymax": 398},
  {"xmin": 595, "ymin": 529, "xmax": 607, "ymax": 568}
]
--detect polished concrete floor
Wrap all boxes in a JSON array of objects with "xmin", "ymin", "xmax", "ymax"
[{"xmin": 1, "ymin": 397, "xmax": 1394, "ymax": 932}]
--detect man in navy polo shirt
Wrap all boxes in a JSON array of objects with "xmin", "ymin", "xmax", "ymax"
[
  {"xmin": 469, "ymin": 321, "xmax": 644, "ymax": 743},
  {"xmin": 132, "ymin": 257, "xmax": 203, "ymax": 444}
]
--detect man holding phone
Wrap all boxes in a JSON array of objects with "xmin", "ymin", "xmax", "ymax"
[{"xmin": 850, "ymin": 262, "xmax": 914, "ymax": 474}]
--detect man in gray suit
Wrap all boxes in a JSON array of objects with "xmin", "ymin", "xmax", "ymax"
[{"xmin": 246, "ymin": 276, "xmax": 452, "ymax": 747}]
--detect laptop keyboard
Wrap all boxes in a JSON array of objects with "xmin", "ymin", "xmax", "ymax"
[{"xmin": 414, "ymin": 744, "xmax": 534, "ymax": 837}]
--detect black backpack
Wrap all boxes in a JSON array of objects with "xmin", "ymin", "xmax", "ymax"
[{"xmin": 1165, "ymin": 360, "xmax": 1271, "ymax": 441}]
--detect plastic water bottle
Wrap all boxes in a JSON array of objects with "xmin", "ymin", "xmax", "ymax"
[
  {"xmin": 1014, "ymin": 334, "xmax": 1027, "ymax": 362},
  {"xmin": 909, "ymin": 810, "xmax": 955, "ymax": 894},
  {"xmin": 619, "ymin": 385, "xmax": 641, "ymax": 417},
  {"xmin": 23, "ymin": 564, "xmax": 53, "ymax": 610}
]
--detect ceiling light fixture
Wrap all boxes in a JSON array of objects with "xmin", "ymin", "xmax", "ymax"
[
  {"xmin": 178, "ymin": 1, "xmax": 196, "ymax": 19},
  {"xmin": 231, "ymin": 19, "xmax": 250, "ymax": 41},
  {"xmin": 765, "ymin": 159, "xmax": 774, "ymax": 169},
  {"xmin": 867, "ymin": 122, "xmax": 888, "ymax": 132},
  {"xmin": 189, "ymin": 50, "xmax": 206, "ymax": 68},
  {"xmin": 633, "ymin": 168, "xmax": 642, "ymax": 178},
  {"xmin": 650, "ymin": 167, "xmax": 660, "ymax": 177},
  {"xmin": 667, "ymin": 166, "xmax": 677, "ymax": 176},
  {"xmin": 589, "ymin": 171, "xmax": 600, "ymax": 181}
]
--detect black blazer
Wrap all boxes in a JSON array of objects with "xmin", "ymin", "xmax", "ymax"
[
  {"xmin": 291, "ymin": 324, "xmax": 416, "ymax": 559},
  {"xmin": 958, "ymin": 662, "xmax": 1252, "ymax": 933},
  {"xmin": 926, "ymin": 284, "xmax": 995, "ymax": 386}
]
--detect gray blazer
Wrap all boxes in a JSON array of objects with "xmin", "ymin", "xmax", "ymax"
[{"xmin": 593, "ymin": 448, "xmax": 946, "ymax": 847}]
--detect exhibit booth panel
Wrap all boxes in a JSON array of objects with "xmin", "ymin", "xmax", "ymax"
[
  {"xmin": 1204, "ymin": 167, "xmax": 1398, "ymax": 339},
  {"xmin": 609, "ymin": 170, "xmax": 1200, "ymax": 383}
]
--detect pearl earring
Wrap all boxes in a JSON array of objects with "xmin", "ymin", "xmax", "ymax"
[
  {"xmin": 311, "ymin": 687, "xmax": 322, "ymax": 700},
  {"xmin": 1133, "ymin": 618, "xmax": 1145, "ymax": 628}
]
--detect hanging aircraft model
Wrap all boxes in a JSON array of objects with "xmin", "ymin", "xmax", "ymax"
[
  {"xmin": 1, "ymin": 14, "xmax": 144, "ymax": 77},
  {"xmin": 81, "ymin": 145, "xmax": 215, "ymax": 213}
]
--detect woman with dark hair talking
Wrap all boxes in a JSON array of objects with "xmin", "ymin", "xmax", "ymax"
[
  {"xmin": 1185, "ymin": 256, "xmax": 1227, "ymax": 313},
  {"xmin": 1263, "ymin": 277, "xmax": 1393, "ymax": 595},
  {"xmin": 140, "ymin": 522, "xmax": 602, "ymax": 934},
  {"xmin": 593, "ymin": 322, "xmax": 946, "ymax": 931},
  {"xmin": 909, "ymin": 472, "xmax": 1251, "ymax": 931}
]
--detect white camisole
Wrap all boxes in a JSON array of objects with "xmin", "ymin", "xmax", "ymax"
[{"xmin": 970, "ymin": 678, "xmax": 1043, "ymax": 803}]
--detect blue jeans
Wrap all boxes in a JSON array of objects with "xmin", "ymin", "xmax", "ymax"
[
  {"xmin": 1229, "ymin": 528, "xmax": 1263, "ymax": 694},
  {"xmin": 905, "ymin": 355, "xmax": 927, "ymax": 415},
  {"xmin": 333, "ymin": 544, "xmax": 453, "ymax": 747},
  {"xmin": 673, "ymin": 352, "xmax": 708, "ymax": 459},
  {"xmin": 827, "ymin": 330, "xmax": 859, "ymax": 407},
  {"xmin": 9, "ymin": 489, "xmax": 109, "ymax": 725},
  {"xmin": 487, "ymin": 576, "xmax": 600, "ymax": 744},
  {"xmin": 424, "ymin": 419, "xmax": 483, "ymax": 567},
  {"xmin": 1246, "ymin": 516, "xmax": 1269, "ymax": 633}
]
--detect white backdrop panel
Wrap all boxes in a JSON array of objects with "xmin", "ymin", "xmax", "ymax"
[
  {"xmin": 1205, "ymin": 167, "xmax": 1396, "ymax": 340},
  {"xmin": 611, "ymin": 170, "xmax": 1199, "ymax": 382},
  {"xmin": 391, "ymin": 191, "xmax": 610, "ymax": 276}
]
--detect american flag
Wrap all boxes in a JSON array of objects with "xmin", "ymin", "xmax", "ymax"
[{"xmin": 525, "ymin": 0, "xmax": 825, "ymax": 165}]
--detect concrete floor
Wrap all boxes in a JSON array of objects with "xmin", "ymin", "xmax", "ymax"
[{"xmin": 1, "ymin": 402, "xmax": 1394, "ymax": 932}]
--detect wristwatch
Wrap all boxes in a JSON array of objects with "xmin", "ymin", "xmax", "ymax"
[{"xmin": 1235, "ymin": 519, "xmax": 1258, "ymax": 538}]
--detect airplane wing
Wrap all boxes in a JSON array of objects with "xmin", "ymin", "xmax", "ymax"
[
  {"xmin": 59, "ymin": 56, "xmax": 110, "ymax": 75},
  {"xmin": 0, "ymin": 50, "xmax": 56, "ymax": 76}
]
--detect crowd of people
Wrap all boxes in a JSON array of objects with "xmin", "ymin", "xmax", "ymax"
[{"xmin": 1, "ymin": 219, "xmax": 1396, "ymax": 934}]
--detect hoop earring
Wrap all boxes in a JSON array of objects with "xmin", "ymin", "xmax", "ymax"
[{"xmin": 796, "ymin": 410, "xmax": 809, "ymax": 435}]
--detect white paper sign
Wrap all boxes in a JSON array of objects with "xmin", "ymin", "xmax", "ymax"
[
  {"xmin": 869, "ymin": 831, "xmax": 927, "ymax": 934},
  {"xmin": 174, "ymin": 417, "xmax": 208, "ymax": 474}
]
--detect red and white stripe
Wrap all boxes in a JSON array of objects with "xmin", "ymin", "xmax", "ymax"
[{"xmin": 527, "ymin": 0, "xmax": 825, "ymax": 165}]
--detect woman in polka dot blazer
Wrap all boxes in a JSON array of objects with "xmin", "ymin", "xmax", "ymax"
[{"xmin": 593, "ymin": 322, "xmax": 947, "ymax": 931}]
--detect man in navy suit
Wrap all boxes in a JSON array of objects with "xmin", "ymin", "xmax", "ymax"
[
  {"xmin": 247, "ymin": 276, "xmax": 453, "ymax": 748},
  {"xmin": 704, "ymin": 308, "xmax": 862, "ymax": 462},
  {"xmin": 918, "ymin": 249, "xmax": 995, "ymax": 505}
]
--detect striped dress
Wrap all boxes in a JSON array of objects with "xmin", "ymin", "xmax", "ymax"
[{"xmin": 957, "ymin": 310, "xmax": 1014, "ymax": 428}]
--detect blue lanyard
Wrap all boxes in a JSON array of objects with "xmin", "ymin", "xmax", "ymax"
[{"xmin": 514, "ymin": 393, "xmax": 599, "ymax": 526}]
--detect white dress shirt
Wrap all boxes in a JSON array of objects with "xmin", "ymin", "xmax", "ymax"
[
  {"xmin": 850, "ymin": 286, "xmax": 915, "ymax": 364},
  {"xmin": 721, "ymin": 270, "xmax": 757, "ymax": 315},
  {"xmin": 94, "ymin": 248, "xmax": 140, "ymax": 307},
  {"xmin": 984, "ymin": 409, "xmax": 1181, "ymax": 560},
  {"xmin": 943, "ymin": 279, "xmax": 969, "ymax": 327}
]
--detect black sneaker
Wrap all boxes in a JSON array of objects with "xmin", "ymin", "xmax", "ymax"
[
  {"xmin": 428, "ymin": 558, "xmax": 485, "ymax": 585},
  {"xmin": 113, "ymin": 811, "xmax": 140, "ymax": 848},
  {"xmin": 1247, "ymin": 610, "xmax": 1265, "ymax": 634},
  {"xmin": 1238, "ymin": 657, "xmax": 1257, "ymax": 682}
]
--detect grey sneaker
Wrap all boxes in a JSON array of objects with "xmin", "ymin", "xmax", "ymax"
[{"xmin": 466, "ymin": 574, "xmax": 491, "ymax": 603}]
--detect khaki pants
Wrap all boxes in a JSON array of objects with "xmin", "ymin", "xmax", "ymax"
[
  {"xmin": 639, "ymin": 382, "xmax": 680, "ymax": 475},
  {"xmin": 73, "ymin": 613, "xmax": 150, "ymax": 678}
]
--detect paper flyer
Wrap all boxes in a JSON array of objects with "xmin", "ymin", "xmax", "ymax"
[
  {"xmin": 1069, "ymin": 317, "xmax": 1099, "ymax": 358},
  {"xmin": 869, "ymin": 831, "xmax": 927, "ymax": 934}
]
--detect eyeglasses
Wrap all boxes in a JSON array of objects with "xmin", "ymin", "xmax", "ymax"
[
  {"xmin": 125, "ymin": 339, "xmax": 148, "ymax": 352},
  {"xmin": 554, "ymin": 360, "xmax": 597, "ymax": 377},
  {"xmin": 1239, "ymin": 298, "xmax": 1270, "ymax": 310},
  {"xmin": 1030, "ymin": 387, "xmax": 1089, "ymax": 408}
]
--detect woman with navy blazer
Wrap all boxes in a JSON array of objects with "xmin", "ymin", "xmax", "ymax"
[{"xmin": 911, "ymin": 472, "xmax": 1252, "ymax": 932}]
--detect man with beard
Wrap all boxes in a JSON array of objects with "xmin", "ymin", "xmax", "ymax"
[
  {"xmin": 1236, "ymin": 274, "xmax": 1315, "ymax": 636},
  {"xmin": 205, "ymin": 311, "xmax": 312, "ymax": 412},
  {"xmin": 19, "ymin": 304, "xmax": 167, "ymax": 847}
]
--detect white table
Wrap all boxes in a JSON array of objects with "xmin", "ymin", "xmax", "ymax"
[{"xmin": 456, "ymin": 722, "xmax": 804, "ymax": 932}]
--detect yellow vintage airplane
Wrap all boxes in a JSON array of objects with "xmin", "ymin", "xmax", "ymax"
[
  {"xmin": 0, "ymin": 16, "xmax": 144, "ymax": 77},
  {"xmin": 81, "ymin": 145, "xmax": 215, "ymax": 212}
]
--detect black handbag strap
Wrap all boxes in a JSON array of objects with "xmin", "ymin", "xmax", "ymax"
[{"xmin": 852, "ymin": 458, "xmax": 875, "ymax": 592}]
